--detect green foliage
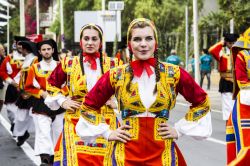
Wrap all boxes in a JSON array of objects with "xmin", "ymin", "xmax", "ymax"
[
  {"xmin": 201, "ymin": 0, "xmax": 250, "ymax": 34},
  {"xmin": 0, "ymin": 0, "xmax": 20, "ymax": 45}
]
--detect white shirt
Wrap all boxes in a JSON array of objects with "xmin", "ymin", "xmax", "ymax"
[{"xmin": 76, "ymin": 68, "xmax": 212, "ymax": 142}]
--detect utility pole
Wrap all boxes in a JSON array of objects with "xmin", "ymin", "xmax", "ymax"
[
  {"xmin": 7, "ymin": 4, "xmax": 9, "ymax": 54},
  {"xmin": 20, "ymin": 0, "xmax": 25, "ymax": 36},
  {"xmin": 36, "ymin": 0, "xmax": 39, "ymax": 34},
  {"xmin": 230, "ymin": 19, "xmax": 234, "ymax": 33},
  {"xmin": 102, "ymin": 0, "xmax": 106, "ymax": 54},
  {"xmin": 193, "ymin": 0, "xmax": 200, "ymax": 83},
  {"xmin": 60, "ymin": 0, "xmax": 64, "ymax": 49},
  {"xmin": 185, "ymin": 5, "xmax": 189, "ymax": 71}
]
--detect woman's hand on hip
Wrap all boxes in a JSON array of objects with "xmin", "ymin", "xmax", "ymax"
[
  {"xmin": 62, "ymin": 98, "xmax": 81, "ymax": 112},
  {"xmin": 108, "ymin": 125, "xmax": 132, "ymax": 143},
  {"xmin": 158, "ymin": 123, "xmax": 178, "ymax": 140}
]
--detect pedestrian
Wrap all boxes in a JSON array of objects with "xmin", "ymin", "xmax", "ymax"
[
  {"xmin": 0, "ymin": 44, "xmax": 6, "ymax": 112},
  {"xmin": 45, "ymin": 23, "xmax": 121, "ymax": 166},
  {"xmin": 77, "ymin": 18, "xmax": 212, "ymax": 166},
  {"xmin": 166, "ymin": 49, "xmax": 181, "ymax": 65},
  {"xmin": 209, "ymin": 33, "xmax": 239, "ymax": 121},
  {"xmin": 187, "ymin": 54, "xmax": 195, "ymax": 77},
  {"xmin": 14, "ymin": 40, "xmax": 38, "ymax": 146},
  {"xmin": 200, "ymin": 48, "xmax": 213, "ymax": 90},
  {"xmin": 24, "ymin": 39, "xmax": 65, "ymax": 165},
  {"xmin": 0, "ymin": 36, "xmax": 28, "ymax": 133},
  {"xmin": 226, "ymin": 27, "xmax": 250, "ymax": 166}
]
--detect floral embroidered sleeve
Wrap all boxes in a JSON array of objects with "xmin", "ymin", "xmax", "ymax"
[
  {"xmin": 235, "ymin": 51, "xmax": 250, "ymax": 88},
  {"xmin": 174, "ymin": 68, "xmax": 212, "ymax": 139},
  {"xmin": 235, "ymin": 50, "xmax": 250, "ymax": 105}
]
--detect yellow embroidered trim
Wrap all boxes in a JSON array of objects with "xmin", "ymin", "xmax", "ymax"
[
  {"xmin": 33, "ymin": 63, "xmax": 51, "ymax": 77},
  {"xmin": 237, "ymin": 80, "xmax": 250, "ymax": 89},
  {"xmin": 114, "ymin": 142, "xmax": 125, "ymax": 166},
  {"xmin": 104, "ymin": 142, "xmax": 115, "ymax": 166},
  {"xmin": 162, "ymin": 140, "xmax": 174, "ymax": 166},
  {"xmin": 154, "ymin": 118, "xmax": 167, "ymax": 141},
  {"xmin": 123, "ymin": 118, "xmax": 139, "ymax": 140},
  {"xmin": 185, "ymin": 96, "xmax": 210, "ymax": 121}
]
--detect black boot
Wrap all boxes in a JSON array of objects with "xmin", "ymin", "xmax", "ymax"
[
  {"xmin": 0, "ymin": 100, "xmax": 3, "ymax": 112},
  {"xmin": 17, "ymin": 131, "xmax": 30, "ymax": 146},
  {"xmin": 40, "ymin": 154, "xmax": 50, "ymax": 166},
  {"xmin": 10, "ymin": 123, "xmax": 15, "ymax": 133}
]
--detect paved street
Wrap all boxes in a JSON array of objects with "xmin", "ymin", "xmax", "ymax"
[{"xmin": 0, "ymin": 73, "xmax": 227, "ymax": 166}]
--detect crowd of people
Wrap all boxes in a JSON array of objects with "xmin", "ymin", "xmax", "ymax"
[{"xmin": 0, "ymin": 18, "xmax": 249, "ymax": 166}]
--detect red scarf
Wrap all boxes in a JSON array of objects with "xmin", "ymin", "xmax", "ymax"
[
  {"xmin": 130, "ymin": 58, "xmax": 156, "ymax": 77},
  {"xmin": 82, "ymin": 52, "xmax": 100, "ymax": 70}
]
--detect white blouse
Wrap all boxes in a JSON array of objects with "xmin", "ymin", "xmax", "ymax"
[
  {"xmin": 76, "ymin": 68, "xmax": 212, "ymax": 143},
  {"xmin": 45, "ymin": 57, "xmax": 101, "ymax": 110}
]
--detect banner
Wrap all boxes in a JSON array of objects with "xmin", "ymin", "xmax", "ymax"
[
  {"xmin": 25, "ymin": 0, "xmax": 52, "ymax": 35},
  {"xmin": 25, "ymin": 0, "xmax": 36, "ymax": 35}
]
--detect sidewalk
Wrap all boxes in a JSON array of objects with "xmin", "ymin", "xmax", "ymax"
[{"xmin": 177, "ymin": 70, "xmax": 222, "ymax": 111}]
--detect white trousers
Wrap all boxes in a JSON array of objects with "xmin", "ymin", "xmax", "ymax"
[
  {"xmin": 33, "ymin": 113, "xmax": 64, "ymax": 155},
  {"xmin": 221, "ymin": 92, "xmax": 235, "ymax": 120},
  {"xmin": 6, "ymin": 103, "xmax": 17, "ymax": 123},
  {"xmin": 13, "ymin": 108, "xmax": 34, "ymax": 136},
  {"xmin": 0, "ymin": 82, "xmax": 7, "ymax": 100}
]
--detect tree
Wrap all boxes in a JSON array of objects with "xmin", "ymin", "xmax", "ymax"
[
  {"xmin": 0, "ymin": 0, "xmax": 19, "ymax": 46},
  {"xmin": 199, "ymin": 0, "xmax": 250, "ymax": 48}
]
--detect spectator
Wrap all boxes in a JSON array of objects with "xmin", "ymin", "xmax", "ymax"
[
  {"xmin": 200, "ymin": 48, "xmax": 213, "ymax": 90},
  {"xmin": 166, "ymin": 49, "xmax": 181, "ymax": 65}
]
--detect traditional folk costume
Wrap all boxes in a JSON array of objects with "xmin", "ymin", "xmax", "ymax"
[
  {"xmin": 45, "ymin": 54, "xmax": 121, "ymax": 166},
  {"xmin": 24, "ymin": 39, "xmax": 65, "ymax": 164},
  {"xmin": 14, "ymin": 41, "xmax": 38, "ymax": 146},
  {"xmin": 79, "ymin": 61, "xmax": 212, "ymax": 166},
  {"xmin": 209, "ymin": 34, "xmax": 239, "ymax": 120},
  {"xmin": 45, "ymin": 24, "xmax": 122, "ymax": 166},
  {"xmin": 0, "ymin": 36, "xmax": 28, "ymax": 130},
  {"xmin": 226, "ymin": 28, "xmax": 250, "ymax": 166},
  {"xmin": 0, "ymin": 51, "xmax": 24, "ymax": 123},
  {"xmin": 0, "ymin": 46, "xmax": 6, "ymax": 112},
  {"xmin": 77, "ymin": 18, "xmax": 212, "ymax": 166}
]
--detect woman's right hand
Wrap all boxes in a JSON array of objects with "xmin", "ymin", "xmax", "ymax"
[
  {"xmin": 62, "ymin": 98, "xmax": 81, "ymax": 112},
  {"xmin": 108, "ymin": 125, "xmax": 132, "ymax": 143}
]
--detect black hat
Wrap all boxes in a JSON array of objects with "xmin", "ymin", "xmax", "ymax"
[
  {"xmin": 18, "ymin": 41, "xmax": 38, "ymax": 56},
  {"xmin": 37, "ymin": 39, "xmax": 58, "ymax": 61},
  {"xmin": 14, "ymin": 36, "xmax": 29, "ymax": 43},
  {"xmin": 223, "ymin": 33, "xmax": 239, "ymax": 42}
]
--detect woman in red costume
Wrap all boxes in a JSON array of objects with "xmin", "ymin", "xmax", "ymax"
[
  {"xmin": 226, "ymin": 27, "xmax": 250, "ymax": 166},
  {"xmin": 77, "ymin": 18, "xmax": 212, "ymax": 166},
  {"xmin": 45, "ymin": 24, "xmax": 120, "ymax": 166}
]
